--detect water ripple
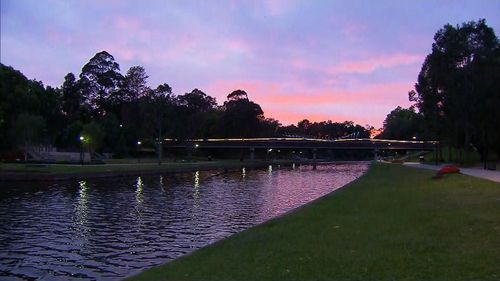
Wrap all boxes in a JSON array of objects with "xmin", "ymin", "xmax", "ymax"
[{"xmin": 0, "ymin": 163, "xmax": 368, "ymax": 280}]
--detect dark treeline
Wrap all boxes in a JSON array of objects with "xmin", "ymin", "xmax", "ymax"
[
  {"xmin": 0, "ymin": 51, "xmax": 369, "ymax": 157},
  {"xmin": 379, "ymin": 19, "xmax": 500, "ymax": 164}
]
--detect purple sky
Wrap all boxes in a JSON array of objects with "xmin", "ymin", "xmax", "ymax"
[{"xmin": 1, "ymin": 0, "xmax": 499, "ymax": 127}]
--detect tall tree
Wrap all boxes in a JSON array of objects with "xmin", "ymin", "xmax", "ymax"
[
  {"xmin": 221, "ymin": 90, "xmax": 264, "ymax": 137},
  {"xmin": 79, "ymin": 51, "xmax": 123, "ymax": 116},
  {"xmin": 410, "ymin": 19, "xmax": 499, "ymax": 163},
  {"xmin": 379, "ymin": 106, "xmax": 422, "ymax": 140},
  {"xmin": 61, "ymin": 73, "xmax": 84, "ymax": 122},
  {"xmin": 145, "ymin": 83, "xmax": 174, "ymax": 164},
  {"xmin": 178, "ymin": 88, "xmax": 217, "ymax": 113},
  {"xmin": 0, "ymin": 64, "xmax": 31, "ymax": 149},
  {"xmin": 122, "ymin": 66, "xmax": 150, "ymax": 101},
  {"xmin": 227, "ymin": 89, "xmax": 248, "ymax": 101},
  {"xmin": 177, "ymin": 89, "xmax": 217, "ymax": 139}
]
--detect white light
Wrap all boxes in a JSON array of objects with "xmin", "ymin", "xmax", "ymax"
[
  {"xmin": 79, "ymin": 136, "xmax": 84, "ymax": 141},
  {"xmin": 137, "ymin": 141, "xmax": 142, "ymax": 145},
  {"xmin": 195, "ymin": 144, "xmax": 199, "ymax": 148}
]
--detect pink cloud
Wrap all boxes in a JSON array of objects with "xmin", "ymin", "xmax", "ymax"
[
  {"xmin": 329, "ymin": 53, "xmax": 423, "ymax": 74},
  {"xmin": 205, "ymin": 78, "xmax": 413, "ymax": 127},
  {"xmin": 114, "ymin": 17, "xmax": 140, "ymax": 30},
  {"xmin": 262, "ymin": 0, "xmax": 295, "ymax": 16},
  {"xmin": 225, "ymin": 38, "xmax": 253, "ymax": 55},
  {"xmin": 207, "ymin": 79, "xmax": 411, "ymax": 105},
  {"xmin": 264, "ymin": 108, "xmax": 374, "ymax": 127},
  {"xmin": 340, "ymin": 23, "xmax": 368, "ymax": 41},
  {"xmin": 279, "ymin": 53, "xmax": 423, "ymax": 77}
]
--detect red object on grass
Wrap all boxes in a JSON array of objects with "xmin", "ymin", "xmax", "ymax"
[{"xmin": 438, "ymin": 166, "xmax": 460, "ymax": 175}]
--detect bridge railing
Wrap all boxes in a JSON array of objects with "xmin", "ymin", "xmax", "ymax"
[{"xmin": 162, "ymin": 138, "xmax": 437, "ymax": 151}]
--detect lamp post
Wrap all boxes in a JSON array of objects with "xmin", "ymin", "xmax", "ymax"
[
  {"xmin": 137, "ymin": 141, "xmax": 142, "ymax": 163},
  {"xmin": 79, "ymin": 136, "xmax": 84, "ymax": 165},
  {"xmin": 267, "ymin": 149, "xmax": 272, "ymax": 160}
]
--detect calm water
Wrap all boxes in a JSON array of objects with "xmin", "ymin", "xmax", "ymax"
[{"xmin": 0, "ymin": 163, "xmax": 368, "ymax": 280}]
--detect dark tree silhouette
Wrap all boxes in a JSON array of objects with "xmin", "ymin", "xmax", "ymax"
[
  {"xmin": 0, "ymin": 49, "xmax": 382, "ymax": 158},
  {"xmin": 79, "ymin": 51, "xmax": 123, "ymax": 115},
  {"xmin": 222, "ymin": 90, "xmax": 264, "ymax": 137},
  {"xmin": 379, "ymin": 106, "xmax": 422, "ymax": 140},
  {"xmin": 122, "ymin": 66, "xmax": 149, "ymax": 101},
  {"xmin": 410, "ymin": 19, "xmax": 500, "ymax": 164}
]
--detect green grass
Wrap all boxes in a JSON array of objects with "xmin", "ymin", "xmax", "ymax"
[
  {"xmin": 0, "ymin": 159, "xmax": 294, "ymax": 175},
  {"xmin": 129, "ymin": 163, "xmax": 500, "ymax": 281}
]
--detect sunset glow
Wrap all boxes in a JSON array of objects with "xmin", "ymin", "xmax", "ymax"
[{"xmin": 1, "ymin": 0, "xmax": 499, "ymax": 127}]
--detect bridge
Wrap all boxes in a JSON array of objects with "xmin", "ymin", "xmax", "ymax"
[{"xmin": 163, "ymin": 138, "xmax": 437, "ymax": 160}]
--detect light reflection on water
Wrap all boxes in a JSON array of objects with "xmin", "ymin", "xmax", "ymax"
[
  {"xmin": 0, "ymin": 163, "xmax": 368, "ymax": 280},
  {"xmin": 75, "ymin": 180, "xmax": 89, "ymax": 242}
]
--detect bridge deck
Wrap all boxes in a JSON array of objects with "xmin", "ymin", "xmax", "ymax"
[{"xmin": 163, "ymin": 138, "xmax": 437, "ymax": 151}]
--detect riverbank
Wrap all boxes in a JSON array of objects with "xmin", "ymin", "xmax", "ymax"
[
  {"xmin": 0, "ymin": 159, "xmax": 344, "ymax": 182},
  {"xmin": 404, "ymin": 162, "xmax": 500, "ymax": 183},
  {"xmin": 129, "ymin": 163, "xmax": 500, "ymax": 281}
]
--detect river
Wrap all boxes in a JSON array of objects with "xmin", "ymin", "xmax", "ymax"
[{"xmin": 0, "ymin": 163, "xmax": 368, "ymax": 280}]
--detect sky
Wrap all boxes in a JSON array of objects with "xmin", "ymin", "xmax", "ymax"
[{"xmin": 1, "ymin": 0, "xmax": 499, "ymax": 128}]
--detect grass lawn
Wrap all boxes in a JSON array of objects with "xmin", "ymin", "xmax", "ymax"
[{"xmin": 129, "ymin": 163, "xmax": 500, "ymax": 281}]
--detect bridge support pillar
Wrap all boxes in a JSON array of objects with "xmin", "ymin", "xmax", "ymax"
[
  {"xmin": 373, "ymin": 149, "xmax": 378, "ymax": 161},
  {"xmin": 328, "ymin": 149, "xmax": 334, "ymax": 161},
  {"xmin": 250, "ymin": 148, "xmax": 255, "ymax": 161}
]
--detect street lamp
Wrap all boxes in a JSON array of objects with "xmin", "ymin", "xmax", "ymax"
[
  {"xmin": 137, "ymin": 141, "xmax": 142, "ymax": 163},
  {"xmin": 267, "ymin": 149, "xmax": 272, "ymax": 160},
  {"xmin": 79, "ymin": 136, "xmax": 85, "ymax": 165}
]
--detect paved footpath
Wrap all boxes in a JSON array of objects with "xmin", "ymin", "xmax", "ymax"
[{"xmin": 404, "ymin": 162, "xmax": 500, "ymax": 183}]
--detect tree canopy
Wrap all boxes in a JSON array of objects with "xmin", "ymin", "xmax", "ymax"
[
  {"xmin": 0, "ymin": 52, "xmax": 370, "ymax": 156},
  {"xmin": 384, "ymin": 19, "xmax": 500, "ymax": 163}
]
